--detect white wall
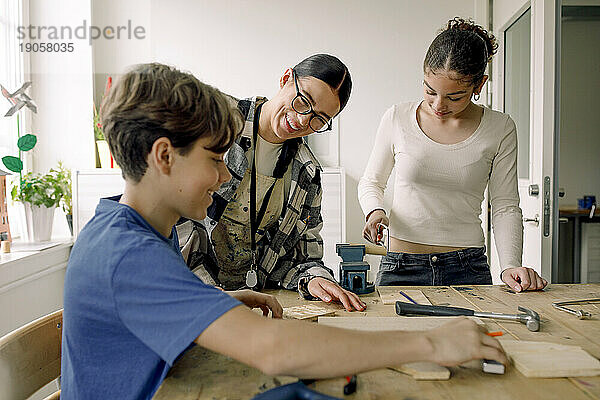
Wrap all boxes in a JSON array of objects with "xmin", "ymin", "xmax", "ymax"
[
  {"xmin": 91, "ymin": 0, "xmax": 483, "ymax": 258},
  {"xmin": 25, "ymin": 0, "xmax": 95, "ymax": 237},
  {"xmin": 559, "ymin": 17, "xmax": 600, "ymax": 207}
]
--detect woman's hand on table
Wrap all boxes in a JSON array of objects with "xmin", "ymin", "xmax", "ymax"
[
  {"xmin": 501, "ymin": 267, "xmax": 548, "ymax": 292},
  {"xmin": 424, "ymin": 318, "xmax": 508, "ymax": 367},
  {"xmin": 307, "ymin": 277, "xmax": 367, "ymax": 312},
  {"xmin": 227, "ymin": 289, "xmax": 283, "ymax": 318}
]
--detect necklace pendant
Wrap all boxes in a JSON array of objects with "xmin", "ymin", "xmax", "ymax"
[{"xmin": 246, "ymin": 269, "xmax": 258, "ymax": 288}]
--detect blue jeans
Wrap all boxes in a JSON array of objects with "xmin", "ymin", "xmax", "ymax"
[{"xmin": 376, "ymin": 247, "xmax": 492, "ymax": 286}]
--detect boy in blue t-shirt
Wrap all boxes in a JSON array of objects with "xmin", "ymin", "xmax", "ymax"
[{"xmin": 61, "ymin": 63, "xmax": 507, "ymax": 399}]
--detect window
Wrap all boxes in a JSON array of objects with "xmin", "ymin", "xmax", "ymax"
[
  {"xmin": 504, "ymin": 8, "xmax": 531, "ymax": 180},
  {"xmin": 0, "ymin": 0, "xmax": 24, "ymax": 161}
]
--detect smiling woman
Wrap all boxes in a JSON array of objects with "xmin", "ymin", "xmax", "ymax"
[{"xmin": 176, "ymin": 54, "xmax": 365, "ymax": 312}]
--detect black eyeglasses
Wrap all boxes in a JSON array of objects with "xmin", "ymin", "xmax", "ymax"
[{"xmin": 291, "ymin": 69, "xmax": 333, "ymax": 133}]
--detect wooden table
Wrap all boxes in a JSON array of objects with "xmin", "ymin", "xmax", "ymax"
[{"xmin": 154, "ymin": 284, "xmax": 600, "ymax": 400}]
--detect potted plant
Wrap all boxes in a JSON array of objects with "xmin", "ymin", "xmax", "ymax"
[{"xmin": 11, "ymin": 164, "xmax": 69, "ymax": 242}]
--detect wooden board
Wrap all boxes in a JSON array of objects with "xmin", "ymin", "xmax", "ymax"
[
  {"xmin": 390, "ymin": 362, "xmax": 451, "ymax": 380},
  {"xmin": 499, "ymin": 340, "xmax": 600, "ymax": 378},
  {"xmin": 317, "ymin": 316, "xmax": 483, "ymax": 331},
  {"xmin": 377, "ymin": 288, "xmax": 433, "ymax": 305},
  {"xmin": 282, "ymin": 304, "xmax": 336, "ymax": 321}
]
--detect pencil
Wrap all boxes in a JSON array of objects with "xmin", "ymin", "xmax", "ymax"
[{"xmin": 399, "ymin": 291, "xmax": 418, "ymax": 305}]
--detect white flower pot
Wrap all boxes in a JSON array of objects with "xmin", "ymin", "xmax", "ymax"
[{"xmin": 23, "ymin": 203, "xmax": 56, "ymax": 242}]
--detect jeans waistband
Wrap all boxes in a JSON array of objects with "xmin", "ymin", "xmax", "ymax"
[{"xmin": 384, "ymin": 246, "xmax": 486, "ymax": 262}]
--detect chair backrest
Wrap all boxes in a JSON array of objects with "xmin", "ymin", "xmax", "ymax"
[{"xmin": 0, "ymin": 309, "xmax": 62, "ymax": 400}]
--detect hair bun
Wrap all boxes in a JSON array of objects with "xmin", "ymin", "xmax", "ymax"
[{"xmin": 446, "ymin": 17, "xmax": 498, "ymax": 62}]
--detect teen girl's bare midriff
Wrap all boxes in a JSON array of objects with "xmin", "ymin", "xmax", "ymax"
[{"xmin": 389, "ymin": 237, "xmax": 467, "ymax": 254}]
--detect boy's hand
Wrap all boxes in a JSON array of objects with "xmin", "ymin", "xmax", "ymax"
[
  {"xmin": 424, "ymin": 318, "xmax": 508, "ymax": 367},
  {"xmin": 501, "ymin": 267, "xmax": 548, "ymax": 292},
  {"xmin": 227, "ymin": 290, "xmax": 283, "ymax": 318},
  {"xmin": 363, "ymin": 209, "xmax": 389, "ymax": 244},
  {"xmin": 307, "ymin": 277, "xmax": 366, "ymax": 312}
]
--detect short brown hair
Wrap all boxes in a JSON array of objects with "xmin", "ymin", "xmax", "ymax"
[{"xmin": 101, "ymin": 63, "xmax": 243, "ymax": 182}]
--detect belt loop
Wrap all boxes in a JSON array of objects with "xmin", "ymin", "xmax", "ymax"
[{"xmin": 457, "ymin": 250, "xmax": 465, "ymax": 262}]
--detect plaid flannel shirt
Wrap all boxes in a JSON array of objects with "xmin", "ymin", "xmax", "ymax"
[{"xmin": 176, "ymin": 96, "xmax": 335, "ymax": 294}]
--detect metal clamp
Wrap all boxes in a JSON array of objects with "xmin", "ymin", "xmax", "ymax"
[{"xmin": 552, "ymin": 298, "xmax": 600, "ymax": 319}]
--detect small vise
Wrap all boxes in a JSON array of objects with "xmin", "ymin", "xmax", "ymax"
[{"xmin": 336, "ymin": 244, "xmax": 382, "ymax": 294}]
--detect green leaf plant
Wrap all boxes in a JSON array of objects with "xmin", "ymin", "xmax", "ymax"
[
  {"xmin": 11, "ymin": 162, "xmax": 70, "ymax": 209},
  {"xmin": 1, "ymin": 112, "xmax": 37, "ymax": 186}
]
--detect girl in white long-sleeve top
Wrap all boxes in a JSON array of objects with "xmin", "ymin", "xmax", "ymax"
[{"xmin": 358, "ymin": 17, "xmax": 547, "ymax": 292}]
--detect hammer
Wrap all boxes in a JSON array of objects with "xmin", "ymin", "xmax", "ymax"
[{"xmin": 396, "ymin": 302, "xmax": 541, "ymax": 332}]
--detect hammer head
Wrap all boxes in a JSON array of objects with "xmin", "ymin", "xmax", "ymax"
[{"xmin": 518, "ymin": 306, "xmax": 541, "ymax": 332}]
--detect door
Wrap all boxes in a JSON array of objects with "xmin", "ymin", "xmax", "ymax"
[{"xmin": 492, "ymin": 0, "xmax": 557, "ymax": 281}]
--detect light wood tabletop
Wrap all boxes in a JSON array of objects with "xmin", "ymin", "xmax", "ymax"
[{"xmin": 154, "ymin": 284, "xmax": 600, "ymax": 400}]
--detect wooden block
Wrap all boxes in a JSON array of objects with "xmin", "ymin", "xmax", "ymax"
[
  {"xmin": 499, "ymin": 340, "xmax": 600, "ymax": 378},
  {"xmin": 390, "ymin": 362, "xmax": 451, "ymax": 380},
  {"xmin": 377, "ymin": 288, "xmax": 433, "ymax": 305},
  {"xmin": 283, "ymin": 305, "xmax": 336, "ymax": 321},
  {"xmin": 512, "ymin": 349, "xmax": 600, "ymax": 378}
]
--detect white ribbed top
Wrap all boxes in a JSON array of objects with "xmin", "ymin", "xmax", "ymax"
[{"xmin": 358, "ymin": 102, "xmax": 523, "ymax": 270}]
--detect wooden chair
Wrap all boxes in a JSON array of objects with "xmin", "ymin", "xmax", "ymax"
[{"xmin": 0, "ymin": 309, "xmax": 62, "ymax": 400}]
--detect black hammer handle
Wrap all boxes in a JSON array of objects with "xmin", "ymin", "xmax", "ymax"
[{"xmin": 395, "ymin": 301, "xmax": 475, "ymax": 317}]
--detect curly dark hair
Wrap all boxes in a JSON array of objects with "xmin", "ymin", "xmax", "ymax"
[
  {"xmin": 423, "ymin": 17, "xmax": 499, "ymax": 86},
  {"xmin": 101, "ymin": 63, "xmax": 243, "ymax": 182}
]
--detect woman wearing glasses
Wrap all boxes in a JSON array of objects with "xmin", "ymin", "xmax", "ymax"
[
  {"xmin": 359, "ymin": 18, "xmax": 547, "ymax": 292},
  {"xmin": 177, "ymin": 54, "xmax": 365, "ymax": 311}
]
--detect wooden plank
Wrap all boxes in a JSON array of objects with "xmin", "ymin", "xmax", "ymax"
[
  {"xmin": 283, "ymin": 304, "xmax": 337, "ymax": 320},
  {"xmin": 267, "ymin": 289, "xmax": 394, "ymax": 318},
  {"xmin": 512, "ymin": 349, "xmax": 600, "ymax": 378},
  {"xmin": 500, "ymin": 340, "xmax": 600, "ymax": 378},
  {"xmin": 318, "ymin": 316, "xmax": 483, "ymax": 331},
  {"xmin": 390, "ymin": 362, "xmax": 450, "ymax": 380},
  {"xmin": 377, "ymin": 287, "xmax": 433, "ymax": 305}
]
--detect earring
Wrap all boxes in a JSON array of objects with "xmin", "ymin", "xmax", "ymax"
[{"xmin": 473, "ymin": 92, "xmax": 481, "ymax": 101}]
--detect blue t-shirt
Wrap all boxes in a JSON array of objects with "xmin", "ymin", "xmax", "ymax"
[{"xmin": 61, "ymin": 197, "xmax": 241, "ymax": 399}]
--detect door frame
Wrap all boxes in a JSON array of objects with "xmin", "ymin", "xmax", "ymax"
[
  {"xmin": 552, "ymin": 0, "xmax": 561, "ymax": 282},
  {"xmin": 492, "ymin": 0, "xmax": 559, "ymax": 282}
]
